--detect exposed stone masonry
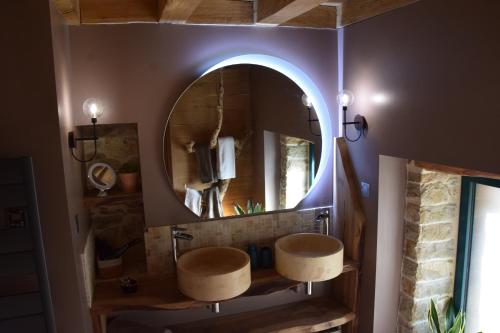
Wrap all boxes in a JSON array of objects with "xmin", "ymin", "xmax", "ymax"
[
  {"xmin": 398, "ymin": 163, "xmax": 461, "ymax": 333},
  {"xmin": 90, "ymin": 198, "xmax": 147, "ymax": 275}
]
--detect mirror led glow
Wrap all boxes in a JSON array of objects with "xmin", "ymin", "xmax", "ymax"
[{"xmin": 203, "ymin": 54, "xmax": 332, "ymax": 195}]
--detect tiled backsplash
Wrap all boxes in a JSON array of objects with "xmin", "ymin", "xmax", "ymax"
[{"xmin": 145, "ymin": 208, "xmax": 330, "ymax": 275}]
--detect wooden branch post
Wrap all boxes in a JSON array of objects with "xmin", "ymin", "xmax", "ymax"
[
  {"xmin": 185, "ymin": 69, "xmax": 224, "ymax": 153},
  {"xmin": 183, "ymin": 69, "xmax": 253, "ymax": 203}
]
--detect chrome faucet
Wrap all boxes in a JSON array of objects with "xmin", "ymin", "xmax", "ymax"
[
  {"xmin": 170, "ymin": 226, "xmax": 193, "ymax": 263},
  {"xmin": 315, "ymin": 210, "xmax": 330, "ymax": 236}
]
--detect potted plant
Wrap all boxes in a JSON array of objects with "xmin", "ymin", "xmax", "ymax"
[{"xmin": 118, "ymin": 161, "xmax": 139, "ymax": 193}]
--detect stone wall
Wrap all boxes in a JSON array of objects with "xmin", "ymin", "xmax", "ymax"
[
  {"xmin": 398, "ymin": 163, "xmax": 461, "ymax": 333},
  {"xmin": 90, "ymin": 197, "xmax": 147, "ymax": 276},
  {"xmin": 82, "ymin": 123, "xmax": 140, "ymax": 192}
]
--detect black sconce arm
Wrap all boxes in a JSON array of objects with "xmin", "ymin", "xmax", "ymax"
[
  {"xmin": 306, "ymin": 106, "xmax": 321, "ymax": 137},
  {"xmin": 342, "ymin": 106, "xmax": 367, "ymax": 143},
  {"xmin": 68, "ymin": 118, "xmax": 99, "ymax": 163}
]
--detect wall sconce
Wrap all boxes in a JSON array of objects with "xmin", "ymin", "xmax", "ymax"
[
  {"xmin": 337, "ymin": 90, "xmax": 367, "ymax": 142},
  {"xmin": 302, "ymin": 94, "xmax": 321, "ymax": 137},
  {"xmin": 68, "ymin": 98, "xmax": 104, "ymax": 162}
]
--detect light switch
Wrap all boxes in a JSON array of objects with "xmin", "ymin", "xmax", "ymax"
[{"xmin": 361, "ymin": 182, "xmax": 370, "ymax": 198}]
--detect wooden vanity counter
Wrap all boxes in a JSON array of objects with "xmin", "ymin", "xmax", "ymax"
[
  {"xmin": 91, "ymin": 268, "xmax": 300, "ymax": 333},
  {"xmin": 91, "ymin": 261, "xmax": 359, "ymax": 333}
]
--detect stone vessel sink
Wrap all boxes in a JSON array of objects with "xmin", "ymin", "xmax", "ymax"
[
  {"xmin": 275, "ymin": 233, "xmax": 344, "ymax": 282},
  {"xmin": 176, "ymin": 246, "xmax": 251, "ymax": 302}
]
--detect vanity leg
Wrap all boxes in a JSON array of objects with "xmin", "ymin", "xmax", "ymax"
[
  {"xmin": 91, "ymin": 310, "xmax": 101, "ymax": 333},
  {"xmin": 100, "ymin": 314, "xmax": 107, "ymax": 333}
]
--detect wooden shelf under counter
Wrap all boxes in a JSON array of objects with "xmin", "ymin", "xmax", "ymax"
[
  {"xmin": 91, "ymin": 260, "xmax": 359, "ymax": 333},
  {"xmin": 170, "ymin": 296, "xmax": 355, "ymax": 333}
]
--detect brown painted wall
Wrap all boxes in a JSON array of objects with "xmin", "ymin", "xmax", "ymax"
[
  {"xmin": 0, "ymin": 0, "xmax": 89, "ymax": 332},
  {"xmin": 68, "ymin": 24, "xmax": 337, "ymax": 227},
  {"xmin": 343, "ymin": 0, "xmax": 500, "ymax": 331}
]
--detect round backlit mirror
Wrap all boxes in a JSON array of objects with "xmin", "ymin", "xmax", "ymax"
[
  {"xmin": 163, "ymin": 65, "xmax": 322, "ymax": 219},
  {"xmin": 88, "ymin": 162, "xmax": 117, "ymax": 197}
]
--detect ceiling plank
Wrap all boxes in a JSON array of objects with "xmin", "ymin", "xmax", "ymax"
[
  {"xmin": 281, "ymin": 5, "xmax": 336, "ymax": 29},
  {"xmin": 257, "ymin": 0, "xmax": 327, "ymax": 25},
  {"xmin": 80, "ymin": 0, "xmax": 157, "ymax": 24},
  {"xmin": 188, "ymin": 0, "xmax": 253, "ymax": 25},
  {"xmin": 340, "ymin": 0, "xmax": 418, "ymax": 27},
  {"xmin": 158, "ymin": 0, "xmax": 203, "ymax": 23},
  {"xmin": 52, "ymin": 0, "xmax": 81, "ymax": 25}
]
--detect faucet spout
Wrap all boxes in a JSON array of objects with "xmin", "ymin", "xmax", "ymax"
[
  {"xmin": 175, "ymin": 233, "xmax": 193, "ymax": 241},
  {"xmin": 315, "ymin": 210, "xmax": 330, "ymax": 235},
  {"xmin": 171, "ymin": 226, "xmax": 194, "ymax": 263}
]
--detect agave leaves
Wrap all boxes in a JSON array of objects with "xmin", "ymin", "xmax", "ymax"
[
  {"xmin": 233, "ymin": 203, "xmax": 245, "ymax": 215},
  {"xmin": 233, "ymin": 200, "xmax": 265, "ymax": 215},
  {"xmin": 428, "ymin": 299, "xmax": 441, "ymax": 333},
  {"xmin": 428, "ymin": 299, "xmax": 466, "ymax": 333},
  {"xmin": 444, "ymin": 299, "xmax": 458, "ymax": 332},
  {"xmin": 247, "ymin": 200, "xmax": 254, "ymax": 214}
]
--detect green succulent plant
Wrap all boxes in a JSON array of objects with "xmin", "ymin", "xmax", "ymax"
[
  {"xmin": 233, "ymin": 200, "xmax": 264, "ymax": 215},
  {"xmin": 119, "ymin": 161, "xmax": 139, "ymax": 174},
  {"xmin": 428, "ymin": 298, "xmax": 481, "ymax": 333}
]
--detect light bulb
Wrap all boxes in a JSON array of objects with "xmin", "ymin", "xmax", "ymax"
[
  {"xmin": 301, "ymin": 94, "xmax": 312, "ymax": 108},
  {"xmin": 336, "ymin": 90, "xmax": 355, "ymax": 108},
  {"xmin": 83, "ymin": 98, "xmax": 104, "ymax": 119}
]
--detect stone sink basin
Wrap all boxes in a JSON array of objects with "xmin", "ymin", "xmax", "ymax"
[
  {"xmin": 176, "ymin": 246, "xmax": 251, "ymax": 302},
  {"xmin": 275, "ymin": 233, "xmax": 344, "ymax": 282}
]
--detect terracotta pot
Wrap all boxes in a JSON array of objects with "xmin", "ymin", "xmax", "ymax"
[{"xmin": 119, "ymin": 172, "xmax": 139, "ymax": 193}]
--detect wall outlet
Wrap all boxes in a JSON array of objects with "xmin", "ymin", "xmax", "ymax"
[{"xmin": 361, "ymin": 182, "xmax": 370, "ymax": 198}]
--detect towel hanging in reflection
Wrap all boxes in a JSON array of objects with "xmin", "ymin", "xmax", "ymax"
[
  {"xmin": 217, "ymin": 137, "xmax": 236, "ymax": 180},
  {"xmin": 195, "ymin": 143, "xmax": 217, "ymax": 183},
  {"xmin": 184, "ymin": 187, "xmax": 202, "ymax": 217},
  {"xmin": 202, "ymin": 185, "xmax": 224, "ymax": 219}
]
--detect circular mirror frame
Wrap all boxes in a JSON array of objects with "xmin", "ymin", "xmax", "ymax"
[{"xmin": 162, "ymin": 54, "xmax": 332, "ymax": 218}]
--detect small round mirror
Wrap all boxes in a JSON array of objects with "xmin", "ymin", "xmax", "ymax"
[{"xmin": 88, "ymin": 163, "xmax": 117, "ymax": 197}]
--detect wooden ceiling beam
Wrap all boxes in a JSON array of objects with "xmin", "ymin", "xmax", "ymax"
[
  {"xmin": 53, "ymin": 0, "xmax": 81, "ymax": 25},
  {"xmin": 282, "ymin": 5, "xmax": 337, "ymax": 29},
  {"xmin": 53, "ymin": 0, "xmax": 421, "ymax": 30},
  {"xmin": 257, "ymin": 0, "xmax": 327, "ymax": 25},
  {"xmin": 158, "ymin": 0, "xmax": 203, "ymax": 23}
]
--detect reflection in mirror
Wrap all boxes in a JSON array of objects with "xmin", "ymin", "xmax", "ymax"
[
  {"xmin": 163, "ymin": 65, "xmax": 322, "ymax": 219},
  {"xmin": 264, "ymin": 132, "xmax": 315, "ymax": 211},
  {"xmin": 88, "ymin": 162, "xmax": 117, "ymax": 197}
]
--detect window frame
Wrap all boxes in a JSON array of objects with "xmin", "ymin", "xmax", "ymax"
[{"xmin": 454, "ymin": 176, "xmax": 500, "ymax": 310}]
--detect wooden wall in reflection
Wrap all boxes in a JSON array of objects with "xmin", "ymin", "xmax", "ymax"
[{"xmin": 166, "ymin": 66, "xmax": 260, "ymax": 216}]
